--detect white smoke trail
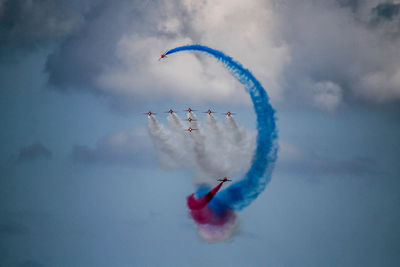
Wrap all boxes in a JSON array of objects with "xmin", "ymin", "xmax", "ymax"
[
  {"xmin": 167, "ymin": 113, "xmax": 185, "ymax": 134},
  {"xmin": 204, "ymin": 115, "xmax": 226, "ymax": 149},
  {"xmin": 224, "ymin": 116, "xmax": 255, "ymax": 174},
  {"xmin": 187, "ymin": 112, "xmax": 199, "ymax": 128},
  {"xmin": 147, "ymin": 116, "xmax": 181, "ymax": 169},
  {"xmin": 224, "ymin": 116, "xmax": 245, "ymax": 145},
  {"xmin": 204, "ymin": 115, "xmax": 230, "ymax": 173},
  {"xmin": 186, "ymin": 112, "xmax": 226, "ymax": 184},
  {"xmin": 147, "ymin": 112, "xmax": 255, "ymax": 185},
  {"xmin": 167, "ymin": 113, "xmax": 194, "ymax": 162},
  {"xmin": 197, "ymin": 213, "xmax": 239, "ymax": 243}
]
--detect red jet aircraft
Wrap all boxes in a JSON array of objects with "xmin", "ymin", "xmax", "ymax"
[
  {"xmin": 217, "ymin": 177, "xmax": 232, "ymax": 183},
  {"xmin": 143, "ymin": 111, "xmax": 156, "ymax": 116},
  {"xmin": 203, "ymin": 109, "xmax": 215, "ymax": 115},
  {"xmin": 184, "ymin": 108, "xmax": 196, "ymax": 113},
  {"xmin": 159, "ymin": 51, "xmax": 167, "ymax": 61},
  {"xmin": 185, "ymin": 127, "xmax": 198, "ymax": 132},
  {"xmin": 164, "ymin": 109, "xmax": 176, "ymax": 114},
  {"xmin": 223, "ymin": 111, "xmax": 236, "ymax": 116},
  {"xmin": 187, "ymin": 117, "xmax": 196, "ymax": 122}
]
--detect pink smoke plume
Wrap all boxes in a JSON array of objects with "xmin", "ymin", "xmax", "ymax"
[{"xmin": 187, "ymin": 182, "xmax": 238, "ymax": 242}]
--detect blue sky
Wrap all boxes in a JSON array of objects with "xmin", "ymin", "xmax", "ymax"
[{"xmin": 1, "ymin": 0, "xmax": 400, "ymax": 266}]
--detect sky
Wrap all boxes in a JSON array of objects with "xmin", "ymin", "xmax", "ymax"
[{"xmin": 1, "ymin": 0, "xmax": 400, "ymax": 266}]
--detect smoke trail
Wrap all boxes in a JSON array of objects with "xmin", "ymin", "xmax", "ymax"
[
  {"xmin": 153, "ymin": 111, "xmax": 241, "ymax": 184},
  {"xmin": 167, "ymin": 113, "xmax": 185, "ymax": 135},
  {"xmin": 223, "ymin": 116, "xmax": 255, "ymax": 176},
  {"xmin": 204, "ymin": 115, "xmax": 231, "ymax": 174},
  {"xmin": 149, "ymin": 111, "xmax": 251, "ymax": 185},
  {"xmin": 204, "ymin": 115, "xmax": 226, "ymax": 149},
  {"xmin": 187, "ymin": 117, "xmax": 226, "ymax": 184},
  {"xmin": 166, "ymin": 113, "xmax": 193, "ymax": 162},
  {"xmin": 187, "ymin": 181, "xmax": 224, "ymax": 210},
  {"xmin": 224, "ymin": 116, "xmax": 245, "ymax": 145},
  {"xmin": 166, "ymin": 45, "xmax": 278, "ymax": 210},
  {"xmin": 147, "ymin": 116, "xmax": 181, "ymax": 169},
  {"xmin": 187, "ymin": 181, "xmax": 239, "ymax": 242}
]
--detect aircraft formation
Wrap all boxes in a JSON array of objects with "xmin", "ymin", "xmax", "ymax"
[
  {"xmin": 145, "ymin": 107, "xmax": 234, "ymax": 184},
  {"xmin": 144, "ymin": 108, "xmax": 236, "ymax": 133}
]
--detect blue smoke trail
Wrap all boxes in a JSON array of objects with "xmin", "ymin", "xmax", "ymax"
[{"xmin": 166, "ymin": 45, "xmax": 278, "ymax": 210}]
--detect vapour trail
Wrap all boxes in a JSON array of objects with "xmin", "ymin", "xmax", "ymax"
[
  {"xmin": 224, "ymin": 116, "xmax": 245, "ymax": 145},
  {"xmin": 188, "ymin": 123, "xmax": 226, "ymax": 183},
  {"xmin": 166, "ymin": 45, "xmax": 278, "ymax": 210},
  {"xmin": 147, "ymin": 111, "xmax": 248, "ymax": 185},
  {"xmin": 223, "ymin": 116, "xmax": 254, "ymax": 176},
  {"xmin": 204, "ymin": 115, "xmax": 225, "ymax": 148},
  {"xmin": 167, "ymin": 113, "xmax": 189, "ymax": 153},
  {"xmin": 204, "ymin": 115, "xmax": 230, "ymax": 172},
  {"xmin": 147, "ymin": 116, "xmax": 181, "ymax": 168},
  {"xmin": 167, "ymin": 113, "xmax": 185, "ymax": 134}
]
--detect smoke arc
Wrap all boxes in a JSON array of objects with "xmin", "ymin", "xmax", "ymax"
[
  {"xmin": 166, "ymin": 45, "xmax": 278, "ymax": 211},
  {"xmin": 187, "ymin": 181, "xmax": 224, "ymax": 210}
]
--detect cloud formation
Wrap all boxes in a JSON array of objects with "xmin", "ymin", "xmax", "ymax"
[
  {"xmin": 15, "ymin": 143, "xmax": 52, "ymax": 163},
  {"xmin": 372, "ymin": 2, "xmax": 400, "ymax": 22},
  {"xmin": 0, "ymin": 0, "xmax": 85, "ymax": 60},
  {"xmin": 3, "ymin": 0, "xmax": 400, "ymax": 111},
  {"xmin": 280, "ymin": 0, "xmax": 400, "ymax": 106},
  {"xmin": 44, "ymin": 0, "xmax": 287, "ymax": 107},
  {"xmin": 71, "ymin": 127, "xmax": 153, "ymax": 166}
]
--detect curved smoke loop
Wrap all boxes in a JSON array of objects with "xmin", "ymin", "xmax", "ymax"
[{"xmin": 148, "ymin": 45, "xmax": 278, "ymax": 241}]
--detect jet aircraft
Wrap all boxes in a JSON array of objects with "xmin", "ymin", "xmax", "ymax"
[
  {"xmin": 203, "ymin": 109, "xmax": 215, "ymax": 115},
  {"xmin": 223, "ymin": 111, "xmax": 236, "ymax": 116},
  {"xmin": 165, "ymin": 109, "xmax": 176, "ymax": 114},
  {"xmin": 159, "ymin": 51, "xmax": 167, "ymax": 61},
  {"xmin": 217, "ymin": 177, "xmax": 232, "ymax": 183},
  {"xmin": 185, "ymin": 127, "xmax": 198, "ymax": 132},
  {"xmin": 184, "ymin": 108, "xmax": 196, "ymax": 113},
  {"xmin": 144, "ymin": 111, "xmax": 156, "ymax": 116}
]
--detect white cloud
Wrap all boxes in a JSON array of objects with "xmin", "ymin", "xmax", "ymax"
[
  {"xmin": 358, "ymin": 67, "xmax": 400, "ymax": 102},
  {"xmin": 95, "ymin": 0, "xmax": 290, "ymax": 106},
  {"xmin": 312, "ymin": 81, "xmax": 343, "ymax": 112},
  {"xmin": 71, "ymin": 127, "xmax": 153, "ymax": 165},
  {"xmin": 279, "ymin": 0, "xmax": 400, "ymax": 108},
  {"xmin": 42, "ymin": 0, "xmax": 400, "ymax": 111},
  {"xmin": 96, "ymin": 35, "xmax": 248, "ymax": 104}
]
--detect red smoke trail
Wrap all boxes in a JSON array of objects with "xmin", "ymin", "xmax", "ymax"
[
  {"xmin": 187, "ymin": 182, "xmax": 223, "ymax": 210},
  {"xmin": 187, "ymin": 182, "xmax": 237, "ymax": 242}
]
